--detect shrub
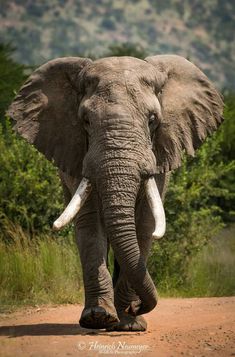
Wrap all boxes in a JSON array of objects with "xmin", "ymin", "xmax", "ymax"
[{"xmin": 0, "ymin": 120, "xmax": 64, "ymax": 236}]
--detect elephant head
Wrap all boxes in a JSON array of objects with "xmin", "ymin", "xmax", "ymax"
[{"xmin": 8, "ymin": 55, "xmax": 223, "ymax": 314}]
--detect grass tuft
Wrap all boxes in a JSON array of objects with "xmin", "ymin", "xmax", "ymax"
[
  {"xmin": 0, "ymin": 224, "xmax": 83, "ymax": 312},
  {"xmin": 185, "ymin": 225, "xmax": 235, "ymax": 297}
]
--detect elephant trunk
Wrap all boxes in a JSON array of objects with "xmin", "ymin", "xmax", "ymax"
[{"xmin": 98, "ymin": 165, "xmax": 158, "ymax": 314}]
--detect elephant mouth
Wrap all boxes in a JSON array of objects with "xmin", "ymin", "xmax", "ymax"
[{"xmin": 53, "ymin": 176, "xmax": 166, "ymax": 239}]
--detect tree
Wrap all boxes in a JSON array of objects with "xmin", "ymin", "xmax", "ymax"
[
  {"xmin": 0, "ymin": 44, "xmax": 27, "ymax": 125},
  {"xmin": 105, "ymin": 43, "xmax": 147, "ymax": 59}
]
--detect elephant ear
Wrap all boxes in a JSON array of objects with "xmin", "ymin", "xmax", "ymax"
[
  {"xmin": 145, "ymin": 55, "xmax": 224, "ymax": 173},
  {"xmin": 7, "ymin": 57, "xmax": 92, "ymax": 177}
]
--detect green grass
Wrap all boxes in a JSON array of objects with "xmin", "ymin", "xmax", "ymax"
[
  {"xmin": 0, "ymin": 224, "xmax": 83, "ymax": 312},
  {"xmin": 157, "ymin": 225, "xmax": 235, "ymax": 298},
  {"xmin": 0, "ymin": 223, "xmax": 234, "ymax": 312},
  {"xmin": 185, "ymin": 224, "xmax": 235, "ymax": 297}
]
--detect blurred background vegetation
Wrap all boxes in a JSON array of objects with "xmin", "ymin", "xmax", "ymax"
[
  {"xmin": 0, "ymin": 35, "xmax": 234, "ymax": 309},
  {"xmin": 1, "ymin": 0, "xmax": 235, "ymax": 91}
]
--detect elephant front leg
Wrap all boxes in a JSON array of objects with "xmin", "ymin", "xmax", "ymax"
[
  {"xmin": 59, "ymin": 173, "xmax": 119, "ymax": 328},
  {"xmin": 110, "ymin": 237, "xmax": 153, "ymax": 332},
  {"xmin": 108, "ymin": 273, "xmax": 148, "ymax": 331},
  {"xmin": 74, "ymin": 193, "xmax": 119, "ymax": 329},
  {"xmin": 109, "ymin": 196, "xmax": 156, "ymax": 332}
]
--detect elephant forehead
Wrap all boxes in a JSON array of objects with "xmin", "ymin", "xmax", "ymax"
[
  {"xmin": 86, "ymin": 57, "xmax": 156, "ymax": 84},
  {"xmin": 94, "ymin": 56, "xmax": 147, "ymax": 69}
]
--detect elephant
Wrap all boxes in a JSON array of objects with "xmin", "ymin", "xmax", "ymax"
[{"xmin": 8, "ymin": 54, "xmax": 223, "ymax": 331}]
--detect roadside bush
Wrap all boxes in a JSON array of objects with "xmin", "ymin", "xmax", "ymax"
[{"xmin": 0, "ymin": 120, "xmax": 63, "ymax": 236}]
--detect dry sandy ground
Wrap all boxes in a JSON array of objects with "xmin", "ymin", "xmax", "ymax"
[{"xmin": 0, "ymin": 297, "xmax": 234, "ymax": 357}]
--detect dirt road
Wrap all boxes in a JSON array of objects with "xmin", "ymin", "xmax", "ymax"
[{"xmin": 0, "ymin": 297, "xmax": 234, "ymax": 357}]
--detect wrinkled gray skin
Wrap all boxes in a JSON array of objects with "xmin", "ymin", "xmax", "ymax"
[{"xmin": 8, "ymin": 55, "xmax": 224, "ymax": 331}]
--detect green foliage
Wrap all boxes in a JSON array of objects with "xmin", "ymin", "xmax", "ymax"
[
  {"xmin": 0, "ymin": 120, "xmax": 64, "ymax": 236},
  {"xmin": 210, "ymin": 93, "xmax": 235, "ymax": 221},
  {"xmin": 0, "ymin": 44, "xmax": 26, "ymax": 124},
  {"xmin": 0, "ymin": 224, "xmax": 83, "ymax": 311},
  {"xmin": 186, "ymin": 225, "xmax": 235, "ymax": 297},
  {"xmin": 221, "ymin": 93, "xmax": 235, "ymax": 160},
  {"xmin": 148, "ymin": 123, "xmax": 235, "ymax": 292},
  {"xmin": 105, "ymin": 43, "xmax": 148, "ymax": 59}
]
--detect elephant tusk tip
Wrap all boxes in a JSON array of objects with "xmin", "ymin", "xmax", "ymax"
[
  {"xmin": 52, "ymin": 221, "xmax": 62, "ymax": 231},
  {"xmin": 152, "ymin": 228, "xmax": 165, "ymax": 239}
]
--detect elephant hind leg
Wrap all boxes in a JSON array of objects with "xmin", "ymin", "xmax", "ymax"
[
  {"xmin": 107, "ymin": 313, "xmax": 147, "ymax": 331},
  {"xmin": 111, "ymin": 271, "xmax": 148, "ymax": 331}
]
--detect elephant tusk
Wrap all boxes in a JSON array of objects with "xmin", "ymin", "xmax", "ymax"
[
  {"xmin": 53, "ymin": 177, "xmax": 92, "ymax": 231},
  {"xmin": 145, "ymin": 177, "xmax": 166, "ymax": 239}
]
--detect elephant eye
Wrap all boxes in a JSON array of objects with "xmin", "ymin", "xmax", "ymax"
[
  {"xmin": 148, "ymin": 113, "xmax": 159, "ymax": 140},
  {"xmin": 149, "ymin": 113, "xmax": 157, "ymax": 125}
]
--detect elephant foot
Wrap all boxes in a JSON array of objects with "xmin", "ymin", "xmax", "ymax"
[
  {"xmin": 79, "ymin": 306, "xmax": 119, "ymax": 329},
  {"xmin": 106, "ymin": 312, "xmax": 147, "ymax": 331}
]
